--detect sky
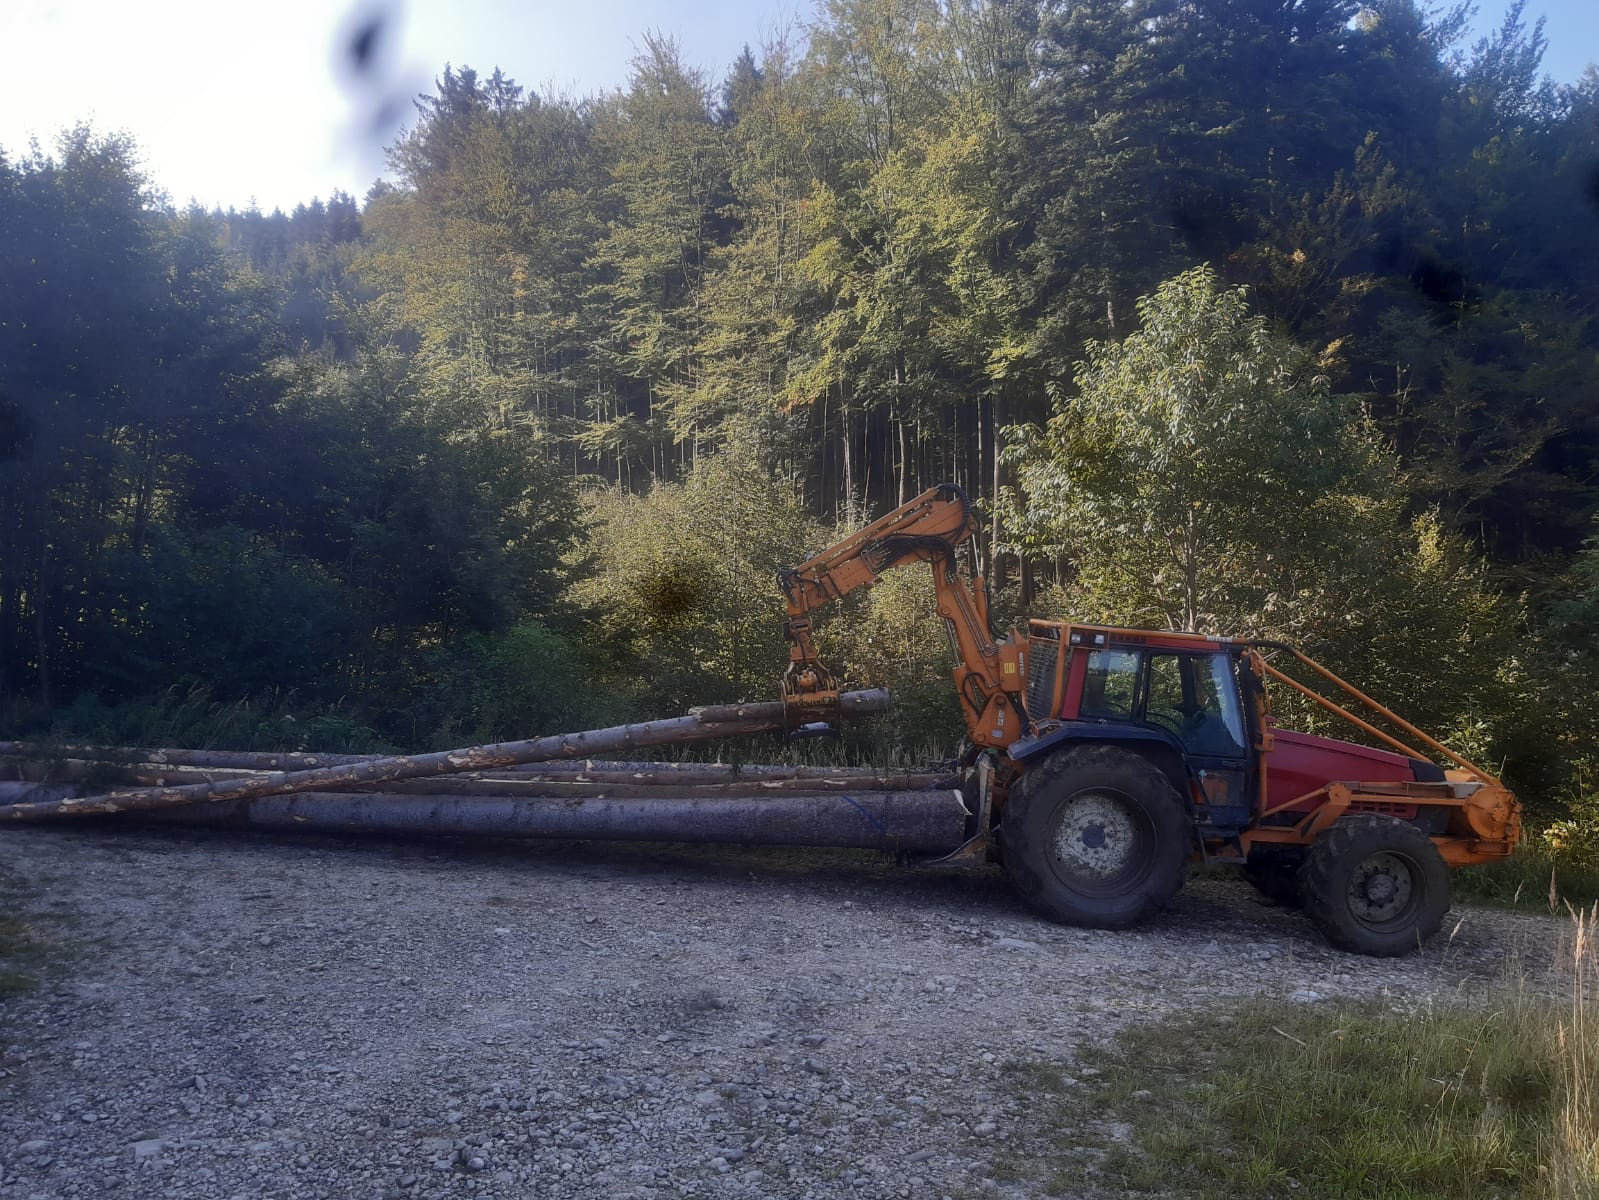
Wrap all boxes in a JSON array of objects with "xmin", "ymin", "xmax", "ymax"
[
  {"xmin": 0, "ymin": 0, "xmax": 794, "ymax": 211},
  {"xmin": 0, "ymin": 0, "xmax": 1593, "ymax": 214}
]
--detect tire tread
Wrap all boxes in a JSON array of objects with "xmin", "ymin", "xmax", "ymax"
[
  {"xmin": 1300, "ymin": 815, "xmax": 1449, "ymax": 956},
  {"xmin": 1002, "ymin": 743, "xmax": 1190, "ymax": 930}
]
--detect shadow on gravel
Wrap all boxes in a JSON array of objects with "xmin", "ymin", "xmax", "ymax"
[
  {"xmin": 70, "ymin": 821, "xmax": 1034, "ymax": 914},
  {"xmin": 22, "ymin": 824, "xmax": 1544, "ymax": 965}
]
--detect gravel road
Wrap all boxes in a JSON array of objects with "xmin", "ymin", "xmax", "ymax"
[{"xmin": 0, "ymin": 826, "xmax": 1564, "ymax": 1200}]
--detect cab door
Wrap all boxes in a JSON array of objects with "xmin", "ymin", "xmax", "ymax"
[{"xmin": 1142, "ymin": 651, "xmax": 1254, "ymax": 830}]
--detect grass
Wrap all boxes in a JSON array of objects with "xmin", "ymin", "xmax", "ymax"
[
  {"xmin": 1456, "ymin": 845, "xmax": 1599, "ymax": 912},
  {"xmin": 998, "ymin": 909, "xmax": 1599, "ymax": 1199}
]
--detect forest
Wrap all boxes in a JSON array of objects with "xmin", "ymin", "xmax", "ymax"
[{"xmin": 1, "ymin": 0, "xmax": 1596, "ymax": 846}]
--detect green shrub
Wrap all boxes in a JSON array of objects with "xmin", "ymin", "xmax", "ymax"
[
  {"xmin": 567, "ymin": 454, "xmax": 826, "ymax": 713},
  {"xmin": 423, "ymin": 621, "xmax": 629, "ymax": 746}
]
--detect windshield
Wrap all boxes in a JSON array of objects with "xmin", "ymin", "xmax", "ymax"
[{"xmin": 1081, "ymin": 647, "xmax": 1246, "ymax": 757}]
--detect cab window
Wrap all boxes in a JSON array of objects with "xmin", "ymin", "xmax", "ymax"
[
  {"xmin": 1081, "ymin": 649, "xmax": 1140, "ymax": 719},
  {"xmin": 1143, "ymin": 651, "xmax": 1247, "ymax": 758}
]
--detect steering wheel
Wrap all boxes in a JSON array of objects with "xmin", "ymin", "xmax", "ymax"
[{"xmin": 1144, "ymin": 709, "xmax": 1186, "ymax": 737}]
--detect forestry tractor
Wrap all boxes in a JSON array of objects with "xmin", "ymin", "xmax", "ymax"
[
  {"xmin": 777, "ymin": 483, "xmax": 1522, "ymax": 957},
  {"xmin": 0, "ymin": 481, "xmax": 1521, "ymax": 959}
]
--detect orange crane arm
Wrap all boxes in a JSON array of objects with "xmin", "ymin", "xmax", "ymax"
[{"xmin": 775, "ymin": 484, "xmax": 1029, "ymax": 748}]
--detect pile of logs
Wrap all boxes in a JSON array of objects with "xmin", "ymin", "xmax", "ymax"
[{"xmin": 0, "ymin": 690, "xmax": 975, "ymax": 855}]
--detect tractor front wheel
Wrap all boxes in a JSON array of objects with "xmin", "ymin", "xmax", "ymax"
[
  {"xmin": 1001, "ymin": 744, "xmax": 1189, "ymax": 930},
  {"xmin": 1300, "ymin": 815, "xmax": 1450, "ymax": 956}
]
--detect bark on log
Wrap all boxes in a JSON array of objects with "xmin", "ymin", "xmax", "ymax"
[
  {"xmin": 0, "ymin": 690, "xmax": 892, "ymax": 822},
  {"xmin": 334, "ymin": 774, "xmax": 955, "ymax": 799},
  {"xmin": 118, "ymin": 789, "xmax": 970, "ymax": 853},
  {"xmin": 0, "ymin": 745, "xmax": 910, "ymax": 781},
  {"xmin": 7, "ymin": 760, "xmax": 947, "ymax": 794},
  {"xmin": 51, "ymin": 768, "xmax": 952, "ymax": 799},
  {"xmin": 0, "ymin": 743, "xmax": 377, "ymax": 771}
]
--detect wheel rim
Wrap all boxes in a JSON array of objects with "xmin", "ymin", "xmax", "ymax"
[
  {"xmin": 1046, "ymin": 789, "xmax": 1152, "ymax": 896},
  {"xmin": 1346, "ymin": 850, "xmax": 1421, "ymax": 930}
]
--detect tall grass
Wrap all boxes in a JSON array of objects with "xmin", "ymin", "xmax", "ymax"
[
  {"xmin": 3, "ymin": 685, "xmax": 394, "ymax": 754},
  {"xmin": 1552, "ymin": 905, "xmax": 1599, "ymax": 1195},
  {"xmin": 1002, "ymin": 908, "xmax": 1599, "ymax": 1198},
  {"xmin": 1456, "ymin": 845, "xmax": 1599, "ymax": 911}
]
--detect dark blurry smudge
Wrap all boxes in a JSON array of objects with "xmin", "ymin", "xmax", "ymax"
[
  {"xmin": 347, "ymin": 14, "xmax": 384, "ymax": 73},
  {"xmin": 368, "ymin": 97, "xmax": 409, "ymax": 143},
  {"xmin": 1585, "ymin": 163, "xmax": 1599, "ymax": 215},
  {"xmin": 0, "ymin": 400, "xmax": 30, "ymax": 461},
  {"xmin": 333, "ymin": 1, "xmax": 423, "ymax": 187}
]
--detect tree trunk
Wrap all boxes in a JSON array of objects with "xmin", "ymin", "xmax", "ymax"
[
  {"xmin": 33, "ymin": 545, "xmax": 51, "ymax": 709},
  {"xmin": 842, "ymin": 405, "xmax": 854, "ymax": 511},
  {"xmin": 897, "ymin": 409, "xmax": 910, "ymax": 505},
  {"xmin": 990, "ymin": 394, "xmax": 1006, "ymax": 591}
]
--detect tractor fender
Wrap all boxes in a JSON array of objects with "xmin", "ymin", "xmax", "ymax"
[{"xmin": 1008, "ymin": 723, "xmax": 1189, "ymax": 803}]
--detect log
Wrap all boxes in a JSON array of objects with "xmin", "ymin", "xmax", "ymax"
[
  {"xmin": 0, "ymin": 743, "xmax": 378, "ymax": 772},
  {"xmin": 7, "ymin": 759, "xmax": 948, "ymax": 794},
  {"xmin": 119, "ymin": 788, "xmax": 971, "ymax": 853},
  {"xmin": 46, "ymin": 768, "xmax": 953, "ymax": 799},
  {"xmin": 0, "ymin": 690, "xmax": 892, "ymax": 822},
  {"xmin": 0, "ymin": 745, "xmax": 909, "ymax": 782},
  {"xmin": 337, "ymin": 774, "xmax": 956, "ymax": 799}
]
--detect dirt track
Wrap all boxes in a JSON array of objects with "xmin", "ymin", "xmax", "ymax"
[{"xmin": 0, "ymin": 826, "xmax": 1565, "ymax": 1200}]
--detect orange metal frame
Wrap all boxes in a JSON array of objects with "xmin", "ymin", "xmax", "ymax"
[
  {"xmin": 1235, "ymin": 642, "xmax": 1518, "ymax": 865},
  {"xmin": 777, "ymin": 485, "xmax": 1029, "ymax": 747}
]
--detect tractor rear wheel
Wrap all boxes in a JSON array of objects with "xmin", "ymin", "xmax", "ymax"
[
  {"xmin": 1300, "ymin": 815, "xmax": 1450, "ymax": 956},
  {"xmin": 1001, "ymin": 744, "xmax": 1190, "ymax": 930}
]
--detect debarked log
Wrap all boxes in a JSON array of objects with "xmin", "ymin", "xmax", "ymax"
[
  {"xmin": 0, "ymin": 745, "xmax": 918, "ymax": 783},
  {"xmin": 118, "ymin": 789, "xmax": 971, "ymax": 854},
  {"xmin": 6, "ymin": 761, "xmax": 953, "ymax": 796},
  {"xmin": 0, "ymin": 690, "xmax": 892, "ymax": 822}
]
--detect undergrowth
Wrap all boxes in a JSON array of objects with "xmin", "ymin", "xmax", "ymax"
[
  {"xmin": 1457, "ymin": 845, "xmax": 1599, "ymax": 912},
  {"xmin": 4, "ymin": 686, "xmax": 395, "ymax": 755},
  {"xmin": 0, "ymin": 915, "xmax": 45, "ymax": 1002}
]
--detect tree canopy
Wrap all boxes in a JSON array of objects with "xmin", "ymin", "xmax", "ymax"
[{"xmin": 1, "ymin": 2, "xmax": 1596, "ymax": 817}]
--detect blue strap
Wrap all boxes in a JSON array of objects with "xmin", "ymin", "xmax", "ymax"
[{"xmin": 839, "ymin": 792, "xmax": 894, "ymax": 846}]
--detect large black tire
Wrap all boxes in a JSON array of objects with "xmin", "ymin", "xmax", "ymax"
[
  {"xmin": 1300, "ymin": 815, "xmax": 1451, "ymax": 956},
  {"xmin": 1000, "ymin": 744, "xmax": 1191, "ymax": 930},
  {"xmin": 1243, "ymin": 846, "xmax": 1305, "ymax": 907}
]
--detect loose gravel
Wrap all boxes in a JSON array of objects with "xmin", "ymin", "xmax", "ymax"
[{"xmin": 0, "ymin": 826, "xmax": 1565, "ymax": 1200}]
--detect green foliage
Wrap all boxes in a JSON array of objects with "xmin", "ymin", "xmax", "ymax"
[
  {"xmin": 832, "ymin": 567, "xmax": 965, "ymax": 757},
  {"xmin": 0, "ymin": 904, "xmax": 49, "ymax": 1003},
  {"xmin": 423, "ymin": 622, "xmax": 626, "ymax": 746},
  {"xmin": 568, "ymin": 454, "xmax": 826, "ymax": 712},
  {"xmin": 1001, "ymin": 265, "xmax": 1388, "ymax": 632},
  {"xmin": 1001, "ymin": 265, "xmax": 1518, "ymax": 746},
  {"xmin": 1454, "ymin": 840, "xmax": 1599, "ymax": 911},
  {"xmin": 0, "ymin": 130, "xmax": 284, "ymax": 707},
  {"xmin": 89, "ymin": 524, "xmax": 357, "ymax": 694},
  {"xmin": 15, "ymin": 688, "xmax": 392, "ymax": 754}
]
